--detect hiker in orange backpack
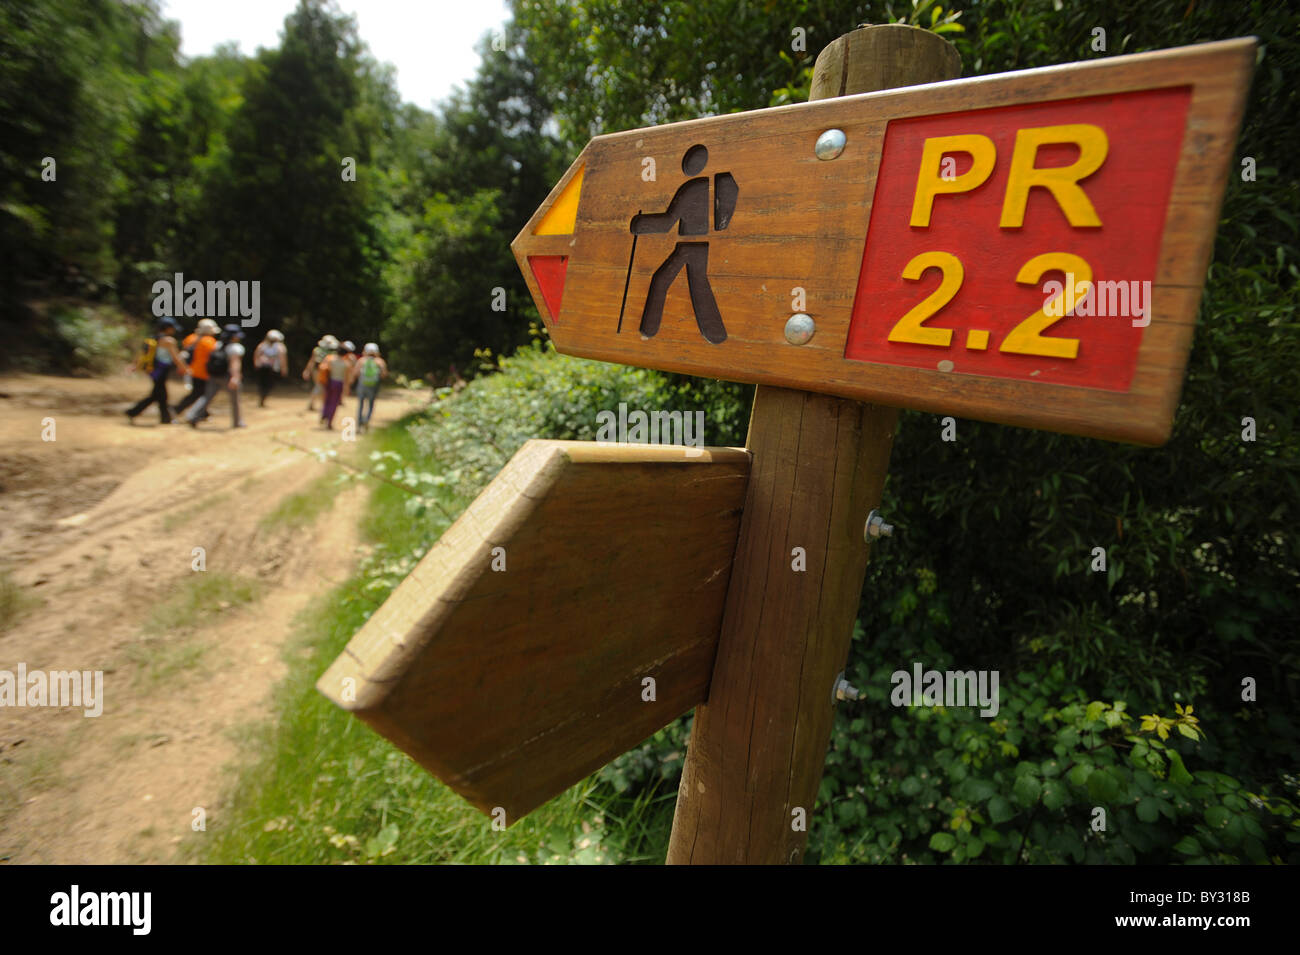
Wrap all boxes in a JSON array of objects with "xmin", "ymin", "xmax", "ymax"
[
  {"xmin": 174, "ymin": 318, "xmax": 220, "ymax": 418},
  {"xmin": 302, "ymin": 335, "xmax": 337, "ymax": 412},
  {"xmin": 185, "ymin": 324, "xmax": 247, "ymax": 429},
  {"xmin": 126, "ymin": 317, "xmax": 189, "ymax": 425},
  {"xmin": 339, "ymin": 340, "xmax": 358, "ymax": 396}
]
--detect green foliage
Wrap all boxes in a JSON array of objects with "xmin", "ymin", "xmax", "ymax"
[
  {"xmin": 811, "ymin": 625, "xmax": 1299, "ymax": 864},
  {"xmin": 258, "ymin": 475, "xmax": 339, "ymax": 531},
  {"xmin": 195, "ymin": 1, "xmax": 390, "ymax": 345},
  {"xmin": 1, "ymin": 0, "xmax": 178, "ymax": 316},
  {"xmin": 140, "ymin": 572, "xmax": 263, "ymax": 636},
  {"xmin": 514, "ymin": 0, "xmax": 825, "ymax": 145},
  {"xmin": 380, "ymin": 26, "xmax": 565, "ymax": 375},
  {"xmin": 0, "ymin": 570, "xmax": 40, "ymax": 634},
  {"xmin": 408, "ymin": 337, "xmax": 749, "ymax": 500},
  {"xmin": 10, "ymin": 302, "xmax": 132, "ymax": 374}
]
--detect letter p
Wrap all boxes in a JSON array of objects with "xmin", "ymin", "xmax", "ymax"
[{"xmin": 910, "ymin": 134, "xmax": 996, "ymax": 228}]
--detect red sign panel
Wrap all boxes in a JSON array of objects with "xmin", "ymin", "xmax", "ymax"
[{"xmin": 846, "ymin": 87, "xmax": 1191, "ymax": 391}]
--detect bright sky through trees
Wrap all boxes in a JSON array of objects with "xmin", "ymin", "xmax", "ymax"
[{"xmin": 162, "ymin": 0, "xmax": 510, "ymax": 108}]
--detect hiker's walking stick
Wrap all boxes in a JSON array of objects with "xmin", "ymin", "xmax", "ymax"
[{"xmin": 616, "ymin": 212, "xmax": 641, "ymax": 334}]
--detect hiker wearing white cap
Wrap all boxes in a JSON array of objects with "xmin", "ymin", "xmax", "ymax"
[
  {"xmin": 186, "ymin": 324, "xmax": 247, "ymax": 429},
  {"xmin": 341, "ymin": 340, "xmax": 359, "ymax": 396},
  {"xmin": 349, "ymin": 342, "xmax": 387, "ymax": 431},
  {"xmin": 302, "ymin": 334, "xmax": 337, "ymax": 411},
  {"xmin": 174, "ymin": 318, "xmax": 221, "ymax": 418},
  {"xmin": 253, "ymin": 329, "xmax": 288, "ymax": 407}
]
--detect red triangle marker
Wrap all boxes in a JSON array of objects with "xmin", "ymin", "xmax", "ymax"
[{"xmin": 527, "ymin": 255, "xmax": 568, "ymax": 324}]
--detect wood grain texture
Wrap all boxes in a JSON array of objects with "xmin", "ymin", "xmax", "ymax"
[
  {"xmin": 513, "ymin": 35, "xmax": 1255, "ymax": 445},
  {"xmin": 317, "ymin": 439, "xmax": 751, "ymax": 823},
  {"xmin": 664, "ymin": 24, "xmax": 948, "ymax": 866}
]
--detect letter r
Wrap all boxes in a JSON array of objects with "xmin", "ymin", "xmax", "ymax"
[{"xmin": 1000, "ymin": 123, "xmax": 1108, "ymax": 228}]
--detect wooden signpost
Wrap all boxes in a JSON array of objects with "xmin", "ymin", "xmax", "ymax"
[
  {"xmin": 512, "ymin": 34, "xmax": 1255, "ymax": 446},
  {"xmin": 320, "ymin": 24, "xmax": 1255, "ymax": 863}
]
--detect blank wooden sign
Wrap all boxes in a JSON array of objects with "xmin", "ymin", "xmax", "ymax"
[
  {"xmin": 317, "ymin": 439, "xmax": 750, "ymax": 823},
  {"xmin": 512, "ymin": 38, "xmax": 1256, "ymax": 444}
]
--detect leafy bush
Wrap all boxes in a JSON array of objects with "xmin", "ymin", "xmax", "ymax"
[
  {"xmin": 8, "ymin": 302, "xmax": 132, "ymax": 374},
  {"xmin": 809, "ymin": 619, "xmax": 1299, "ymax": 864},
  {"xmin": 408, "ymin": 334, "xmax": 750, "ymax": 500}
]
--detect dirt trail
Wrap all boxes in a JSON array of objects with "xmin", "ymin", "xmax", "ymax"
[{"xmin": 0, "ymin": 371, "xmax": 425, "ymax": 862}]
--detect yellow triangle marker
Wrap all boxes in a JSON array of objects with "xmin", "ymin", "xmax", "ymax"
[{"xmin": 534, "ymin": 165, "xmax": 584, "ymax": 235}]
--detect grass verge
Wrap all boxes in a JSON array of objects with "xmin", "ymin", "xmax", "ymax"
[
  {"xmin": 0, "ymin": 570, "xmax": 40, "ymax": 634},
  {"xmin": 257, "ymin": 475, "xmax": 337, "ymax": 531},
  {"xmin": 200, "ymin": 413, "xmax": 676, "ymax": 864},
  {"xmin": 123, "ymin": 573, "xmax": 264, "ymax": 687}
]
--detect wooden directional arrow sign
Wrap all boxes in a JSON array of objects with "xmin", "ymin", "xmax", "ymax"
[
  {"xmin": 513, "ymin": 39, "xmax": 1255, "ymax": 445},
  {"xmin": 318, "ymin": 440, "xmax": 749, "ymax": 822}
]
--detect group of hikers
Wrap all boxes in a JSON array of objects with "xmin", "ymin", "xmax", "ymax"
[
  {"xmin": 301, "ymin": 334, "xmax": 389, "ymax": 431},
  {"xmin": 126, "ymin": 316, "xmax": 388, "ymax": 431}
]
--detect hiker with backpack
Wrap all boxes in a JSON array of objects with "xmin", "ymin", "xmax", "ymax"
[
  {"xmin": 185, "ymin": 324, "xmax": 247, "ymax": 429},
  {"xmin": 319, "ymin": 342, "xmax": 351, "ymax": 429},
  {"xmin": 302, "ymin": 335, "xmax": 338, "ymax": 412},
  {"xmin": 341, "ymin": 340, "xmax": 358, "ymax": 396},
  {"xmin": 349, "ymin": 342, "xmax": 388, "ymax": 432},
  {"xmin": 126, "ymin": 317, "xmax": 189, "ymax": 425},
  {"xmin": 173, "ymin": 318, "xmax": 221, "ymax": 418},
  {"xmin": 253, "ymin": 329, "xmax": 289, "ymax": 407}
]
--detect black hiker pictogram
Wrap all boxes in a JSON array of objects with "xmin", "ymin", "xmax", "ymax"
[{"xmin": 621, "ymin": 144, "xmax": 738, "ymax": 345}]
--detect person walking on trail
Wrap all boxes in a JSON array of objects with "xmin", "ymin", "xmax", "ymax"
[
  {"xmin": 319, "ymin": 342, "xmax": 350, "ymax": 429},
  {"xmin": 174, "ymin": 318, "xmax": 220, "ymax": 418},
  {"xmin": 253, "ymin": 329, "xmax": 289, "ymax": 407},
  {"xmin": 126, "ymin": 317, "xmax": 189, "ymax": 425},
  {"xmin": 186, "ymin": 324, "xmax": 247, "ymax": 429},
  {"xmin": 303, "ymin": 335, "xmax": 338, "ymax": 411},
  {"xmin": 349, "ymin": 342, "xmax": 387, "ymax": 432},
  {"xmin": 339, "ymin": 340, "xmax": 358, "ymax": 395}
]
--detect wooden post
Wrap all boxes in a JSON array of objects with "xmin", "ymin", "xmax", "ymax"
[{"xmin": 666, "ymin": 24, "xmax": 961, "ymax": 865}]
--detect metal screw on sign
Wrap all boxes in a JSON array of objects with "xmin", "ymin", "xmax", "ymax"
[
  {"xmin": 832, "ymin": 671, "xmax": 861, "ymax": 703},
  {"xmin": 784, "ymin": 313, "xmax": 816, "ymax": 345},
  {"xmin": 864, "ymin": 509, "xmax": 894, "ymax": 541},
  {"xmin": 814, "ymin": 128, "xmax": 846, "ymax": 160}
]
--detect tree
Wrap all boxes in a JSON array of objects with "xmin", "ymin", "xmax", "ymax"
[
  {"xmin": 381, "ymin": 26, "xmax": 564, "ymax": 375},
  {"xmin": 196, "ymin": 0, "xmax": 390, "ymax": 346}
]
